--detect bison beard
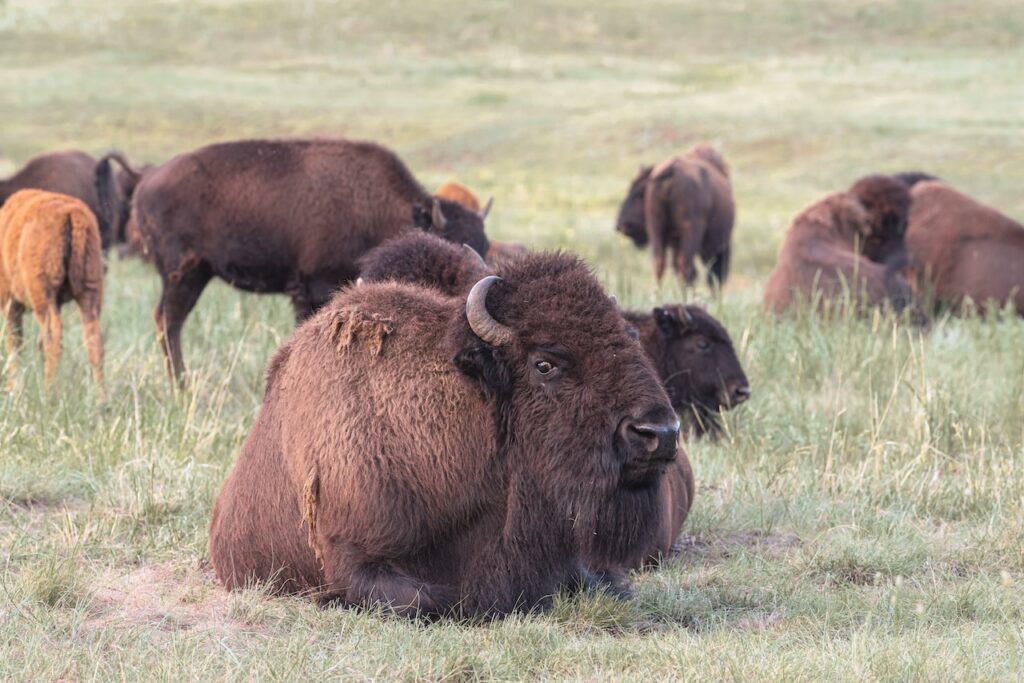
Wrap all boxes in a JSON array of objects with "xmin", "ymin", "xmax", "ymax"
[{"xmin": 209, "ymin": 252, "xmax": 677, "ymax": 618}]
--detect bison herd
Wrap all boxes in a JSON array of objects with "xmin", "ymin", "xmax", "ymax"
[{"xmin": 1, "ymin": 136, "xmax": 1021, "ymax": 618}]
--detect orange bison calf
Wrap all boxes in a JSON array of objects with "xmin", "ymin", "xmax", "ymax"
[
  {"xmin": 764, "ymin": 177, "xmax": 917, "ymax": 317},
  {"xmin": 0, "ymin": 190, "xmax": 104, "ymax": 390},
  {"xmin": 905, "ymin": 180, "xmax": 1024, "ymax": 316},
  {"xmin": 209, "ymin": 252, "xmax": 679, "ymax": 617}
]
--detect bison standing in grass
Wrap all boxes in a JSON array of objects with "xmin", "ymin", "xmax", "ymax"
[
  {"xmin": 903, "ymin": 180, "xmax": 1024, "ymax": 316},
  {"xmin": 209, "ymin": 252, "xmax": 679, "ymax": 617},
  {"xmin": 763, "ymin": 176, "xmax": 919, "ymax": 318},
  {"xmin": 94, "ymin": 151, "xmax": 149, "ymax": 256},
  {"xmin": 130, "ymin": 138, "xmax": 492, "ymax": 383},
  {"xmin": 616, "ymin": 145, "xmax": 735, "ymax": 287},
  {"xmin": 0, "ymin": 150, "xmax": 119, "ymax": 249},
  {"xmin": 0, "ymin": 190, "xmax": 104, "ymax": 392}
]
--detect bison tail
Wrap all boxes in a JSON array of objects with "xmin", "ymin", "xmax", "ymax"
[
  {"xmin": 94, "ymin": 151, "xmax": 141, "ymax": 247},
  {"xmin": 66, "ymin": 209, "xmax": 103, "ymax": 301}
]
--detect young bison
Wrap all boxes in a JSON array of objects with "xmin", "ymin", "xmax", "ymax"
[
  {"xmin": 209, "ymin": 252, "xmax": 679, "ymax": 617},
  {"xmin": 616, "ymin": 145, "xmax": 735, "ymax": 287},
  {"xmin": 763, "ymin": 178, "xmax": 918, "ymax": 318},
  {"xmin": 906, "ymin": 180, "xmax": 1024, "ymax": 315},
  {"xmin": 131, "ymin": 138, "xmax": 492, "ymax": 384},
  {"xmin": 0, "ymin": 190, "xmax": 104, "ymax": 391}
]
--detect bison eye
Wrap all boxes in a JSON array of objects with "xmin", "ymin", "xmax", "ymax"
[
  {"xmin": 535, "ymin": 360, "xmax": 555, "ymax": 375},
  {"xmin": 696, "ymin": 338, "xmax": 711, "ymax": 352}
]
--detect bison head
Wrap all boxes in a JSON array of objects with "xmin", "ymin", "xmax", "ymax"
[
  {"xmin": 645, "ymin": 305, "xmax": 750, "ymax": 435},
  {"xmin": 357, "ymin": 232, "xmax": 490, "ymax": 297},
  {"xmin": 848, "ymin": 174, "xmax": 912, "ymax": 265},
  {"xmin": 616, "ymin": 166, "xmax": 652, "ymax": 247},
  {"xmin": 450, "ymin": 253, "xmax": 678, "ymax": 568},
  {"xmin": 412, "ymin": 197, "xmax": 491, "ymax": 259}
]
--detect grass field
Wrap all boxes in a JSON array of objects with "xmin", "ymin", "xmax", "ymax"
[{"xmin": 2, "ymin": 0, "xmax": 1023, "ymax": 679}]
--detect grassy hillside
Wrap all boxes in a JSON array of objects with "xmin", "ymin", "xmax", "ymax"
[{"xmin": 1, "ymin": 1, "xmax": 1022, "ymax": 679}]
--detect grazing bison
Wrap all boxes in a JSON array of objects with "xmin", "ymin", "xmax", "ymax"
[
  {"xmin": 905, "ymin": 180, "xmax": 1024, "ymax": 315},
  {"xmin": 0, "ymin": 150, "xmax": 117, "ymax": 249},
  {"xmin": 616, "ymin": 145, "xmax": 735, "ymax": 287},
  {"xmin": 0, "ymin": 190, "xmax": 104, "ymax": 392},
  {"xmin": 209, "ymin": 252, "xmax": 680, "ymax": 617},
  {"xmin": 764, "ymin": 179, "xmax": 918, "ymax": 317},
  {"xmin": 131, "ymin": 138, "xmax": 491, "ymax": 383}
]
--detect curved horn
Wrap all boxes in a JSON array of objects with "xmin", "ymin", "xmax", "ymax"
[
  {"xmin": 466, "ymin": 276, "xmax": 513, "ymax": 346},
  {"xmin": 463, "ymin": 243, "xmax": 488, "ymax": 269},
  {"xmin": 431, "ymin": 199, "xmax": 448, "ymax": 231},
  {"xmin": 479, "ymin": 196, "xmax": 494, "ymax": 221}
]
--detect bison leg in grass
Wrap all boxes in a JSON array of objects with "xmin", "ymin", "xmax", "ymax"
[
  {"xmin": 154, "ymin": 263, "xmax": 212, "ymax": 385},
  {"xmin": 2, "ymin": 301, "xmax": 25, "ymax": 389}
]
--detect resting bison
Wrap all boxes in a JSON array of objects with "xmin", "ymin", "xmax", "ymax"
[
  {"xmin": 764, "ymin": 178, "xmax": 918, "ymax": 317},
  {"xmin": 209, "ymin": 252, "xmax": 679, "ymax": 617},
  {"xmin": 0, "ymin": 190, "xmax": 104, "ymax": 392},
  {"xmin": 131, "ymin": 138, "xmax": 491, "ymax": 383},
  {"xmin": 616, "ymin": 145, "xmax": 735, "ymax": 287},
  {"xmin": 623, "ymin": 305, "xmax": 750, "ymax": 435},
  {"xmin": 906, "ymin": 180, "xmax": 1024, "ymax": 315},
  {"xmin": 0, "ymin": 150, "xmax": 117, "ymax": 249},
  {"xmin": 357, "ymin": 232, "xmax": 490, "ymax": 294}
]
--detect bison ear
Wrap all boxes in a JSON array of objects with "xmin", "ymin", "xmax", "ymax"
[
  {"xmin": 654, "ymin": 306, "xmax": 692, "ymax": 337},
  {"xmin": 453, "ymin": 344, "xmax": 511, "ymax": 399},
  {"xmin": 411, "ymin": 204, "xmax": 432, "ymax": 231}
]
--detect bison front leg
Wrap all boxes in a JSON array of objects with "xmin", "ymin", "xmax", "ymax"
[
  {"xmin": 317, "ymin": 546, "xmax": 453, "ymax": 618},
  {"xmin": 3, "ymin": 300, "xmax": 25, "ymax": 391},
  {"xmin": 156, "ymin": 263, "xmax": 212, "ymax": 387}
]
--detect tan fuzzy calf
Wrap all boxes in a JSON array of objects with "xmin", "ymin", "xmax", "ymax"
[{"xmin": 0, "ymin": 189, "xmax": 104, "ymax": 392}]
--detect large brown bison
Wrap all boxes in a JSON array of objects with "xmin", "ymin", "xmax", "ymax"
[
  {"xmin": 905, "ymin": 180, "xmax": 1024, "ymax": 315},
  {"xmin": 764, "ymin": 177, "xmax": 918, "ymax": 317},
  {"xmin": 130, "ymin": 138, "xmax": 492, "ymax": 383},
  {"xmin": 209, "ymin": 252, "xmax": 679, "ymax": 617},
  {"xmin": 616, "ymin": 145, "xmax": 735, "ymax": 287},
  {"xmin": 0, "ymin": 190, "xmax": 104, "ymax": 392},
  {"xmin": 0, "ymin": 150, "xmax": 118, "ymax": 249}
]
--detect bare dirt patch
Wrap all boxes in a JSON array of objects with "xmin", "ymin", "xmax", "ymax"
[
  {"xmin": 85, "ymin": 562, "xmax": 245, "ymax": 635},
  {"xmin": 674, "ymin": 531, "xmax": 803, "ymax": 563}
]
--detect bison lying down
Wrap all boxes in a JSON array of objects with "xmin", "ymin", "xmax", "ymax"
[
  {"xmin": 358, "ymin": 233, "xmax": 752, "ymax": 565},
  {"xmin": 764, "ymin": 176, "xmax": 918, "ymax": 317},
  {"xmin": 210, "ymin": 252, "xmax": 679, "ymax": 617},
  {"xmin": 905, "ymin": 180, "xmax": 1024, "ymax": 316},
  {"xmin": 132, "ymin": 138, "xmax": 492, "ymax": 383},
  {"xmin": 616, "ymin": 144, "xmax": 735, "ymax": 287},
  {"xmin": 0, "ymin": 190, "xmax": 104, "ymax": 392}
]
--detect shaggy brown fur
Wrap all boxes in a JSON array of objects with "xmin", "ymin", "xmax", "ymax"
[
  {"xmin": 209, "ymin": 252, "xmax": 679, "ymax": 618},
  {"xmin": 616, "ymin": 145, "xmax": 735, "ymax": 287},
  {"xmin": 906, "ymin": 180, "xmax": 1024, "ymax": 315},
  {"xmin": 357, "ymin": 233, "xmax": 490, "ymax": 296},
  {"xmin": 0, "ymin": 190, "xmax": 104, "ymax": 392},
  {"xmin": 0, "ymin": 150, "xmax": 117, "ymax": 249},
  {"xmin": 486, "ymin": 240, "xmax": 531, "ymax": 267},
  {"xmin": 435, "ymin": 181, "xmax": 481, "ymax": 212},
  {"xmin": 763, "ymin": 189, "xmax": 917, "ymax": 317},
  {"xmin": 132, "ymin": 138, "xmax": 492, "ymax": 384},
  {"xmin": 624, "ymin": 305, "xmax": 750, "ymax": 436}
]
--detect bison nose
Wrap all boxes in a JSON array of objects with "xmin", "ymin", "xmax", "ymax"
[
  {"xmin": 731, "ymin": 384, "xmax": 751, "ymax": 406},
  {"xmin": 621, "ymin": 417, "xmax": 680, "ymax": 463}
]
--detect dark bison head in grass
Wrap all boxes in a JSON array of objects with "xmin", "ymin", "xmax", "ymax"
[
  {"xmin": 624, "ymin": 304, "xmax": 750, "ymax": 435},
  {"xmin": 412, "ymin": 197, "xmax": 491, "ymax": 258},
  {"xmin": 848, "ymin": 174, "xmax": 913, "ymax": 266},
  {"xmin": 616, "ymin": 166, "xmax": 653, "ymax": 247}
]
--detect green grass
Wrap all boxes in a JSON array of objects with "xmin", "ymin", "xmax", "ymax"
[{"xmin": 2, "ymin": 0, "xmax": 1023, "ymax": 679}]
